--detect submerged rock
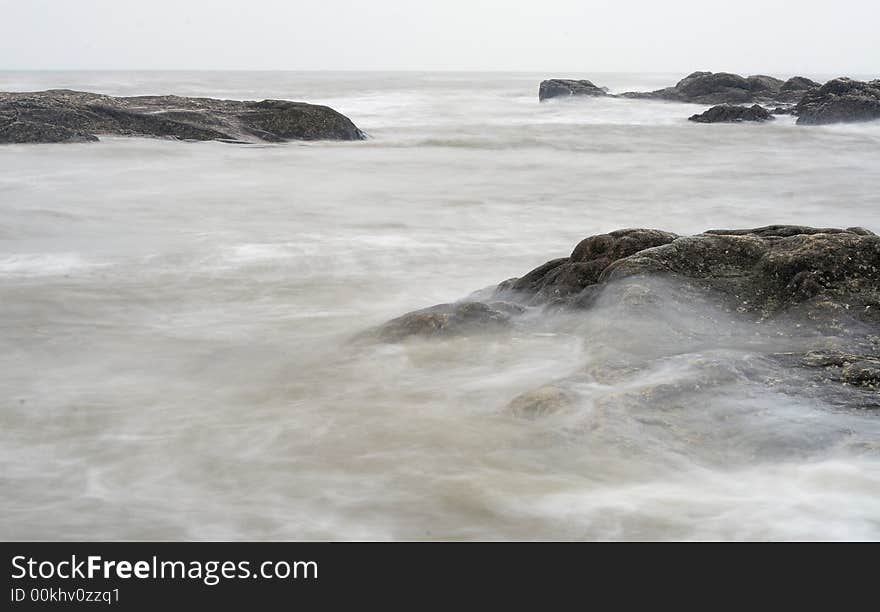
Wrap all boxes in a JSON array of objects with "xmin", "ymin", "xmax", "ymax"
[
  {"xmin": 539, "ymin": 79, "xmax": 609, "ymax": 101},
  {"xmin": 0, "ymin": 89, "xmax": 366, "ymax": 144},
  {"xmin": 507, "ymin": 386, "xmax": 573, "ymax": 418},
  {"xmin": 800, "ymin": 350, "xmax": 880, "ymax": 390},
  {"xmin": 795, "ymin": 78, "xmax": 880, "ymax": 125},
  {"xmin": 688, "ymin": 104, "xmax": 775, "ymax": 123},
  {"xmin": 374, "ymin": 301, "xmax": 524, "ymax": 342}
]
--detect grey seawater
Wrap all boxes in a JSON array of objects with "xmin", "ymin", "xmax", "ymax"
[{"xmin": 1, "ymin": 71, "xmax": 879, "ymax": 540}]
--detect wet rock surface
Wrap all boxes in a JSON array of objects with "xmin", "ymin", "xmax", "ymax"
[
  {"xmin": 382, "ymin": 225, "xmax": 880, "ymax": 333},
  {"xmin": 375, "ymin": 225, "xmax": 880, "ymax": 408},
  {"xmin": 795, "ymin": 78, "xmax": 880, "ymax": 125},
  {"xmin": 498, "ymin": 229, "xmax": 679, "ymax": 304},
  {"xmin": 688, "ymin": 104, "xmax": 775, "ymax": 123},
  {"xmin": 0, "ymin": 89, "xmax": 366, "ymax": 144}
]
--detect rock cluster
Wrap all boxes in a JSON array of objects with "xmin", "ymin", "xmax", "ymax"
[
  {"xmin": 795, "ymin": 78, "xmax": 880, "ymax": 125},
  {"xmin": 540, "ymin": 71, "xmax": 880, "ymax": 125},
  {"xmin": 0, "ymin": 89, "xmax": 366, "ymax": 144}
]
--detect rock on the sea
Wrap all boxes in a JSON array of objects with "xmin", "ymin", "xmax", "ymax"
[
  {"xmin": 620, "ymin": 71, "xmax": 819, "ymax": 105},
  {"xmin": 598, "ymin": 226, "xmax": 880, "ymax": 320},
  {"xmin": 374, "ymin": 226, "xmax": 880, "ymax": 403},
  {"xmin": 379, "ymin": 225, "xmax": 880, "ymax": 338},
  {"xmin": 497, "ymin": 229, "xmax": 679, "ymax": 304},
  {"xmin": 0, "ymin": 89, "xmax": 366, "ymax": 144},
  {"xmin": 622, "ymin": 71, "xmax": 754, "ymax": 104},
  {"xmin": 795, "ymin": 78, "xmax": 880, "ymax": 125},
  {"xmin": 539, "ymin": 79, "xmax": 610, "ymax": 101},
  {"xmin": 688, "ymin": 104, "xmax": 775, "ymax": 123}
]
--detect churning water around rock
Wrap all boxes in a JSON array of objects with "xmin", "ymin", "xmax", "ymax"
[{"xmin": 1, "ymin": 71, "xmax": 879, "ymax": 540}]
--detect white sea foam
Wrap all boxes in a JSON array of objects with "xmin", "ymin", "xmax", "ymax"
[{"xmin": 0, "ymin": 253, "xmax": 101, "ymax": 277}]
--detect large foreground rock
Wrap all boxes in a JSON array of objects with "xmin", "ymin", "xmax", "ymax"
[
  {"xmin": 795, "ymin": 78, "xmax": 880, "ymax": 125},
  {"xmin": 0, "ymin": 89, "xmax": 366, "ymax": 144},
  {"xmin": 375, "ymin": 226, "xmax": 880, "ymax": 408},
  {"xmin": 381, "ymin": 225, "xmax": 880, "ymax": 332},
  {"xmin": 688, "ymin": 104, "xmax": 775, "ymax": 123},
  {"xmin": 539, "ymin": 79, "xmax": 610, "ymax": 101}
]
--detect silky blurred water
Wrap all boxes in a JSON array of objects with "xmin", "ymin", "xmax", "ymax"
[{"xmin": 1, "ymin": 71, "xmax": 879, "ymax": 540}]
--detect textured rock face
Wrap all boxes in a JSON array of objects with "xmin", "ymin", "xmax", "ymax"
[
  {"xmin": 600, "ymin": 226, "xmax": 880, "ymax": 320},
  {"xmin": 497, "ymin": 229, "xmax": 679, "ymax": 304},
  {"xmin": 373, "ymin": 226, "xmax": 880, "ymax": 405},
  {"xmin": 795, "ymin": 78, "xmax": 880, "ymax": 125},
  {"xmin": 539, "ymin": 79, "xmax": 609, "ymax": 101},
  {"xmin": 688, "ymin": 104, "xmax": 775, "ymax": 123},
  {"xmin": 492, "ymin": 226, "xmax": 878, "ymax": 322},
  {"xmin": 0, "ymin": 89, "xmax": 366, "ymax": 144},
  {"xmin": 378, "ymin": 225, "xmax": 880, "ymax": 337}
]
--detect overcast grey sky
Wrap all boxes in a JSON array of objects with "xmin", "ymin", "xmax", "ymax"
[{"xmin": 1, "ymin": 0, "xmax": 878, "ymax": 73}]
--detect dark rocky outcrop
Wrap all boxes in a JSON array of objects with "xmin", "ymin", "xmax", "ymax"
[
  {"xmin": 795, "ymin": 78, "xmax": 880, "ymax": 125},
  {"xmin": 497, "ymin": 229, "xmax": 679, "ymax": 304},
  {"xmin": 374, "ymin": 225, "xmax": 880, "ymax": 413},
  {"xmin": 374, "ymin": 225, "xmax": 880, "ymax": 406},
  {"xmin": 380, "ymin": 226, "xmax": 880, "ymax": 334},
  {"xmin": 598, "ymin": 226, "xmax": 880, "ymax": 321},
  {"xmin": 613, "ymin": 71, "xmax": 820, "ymax": 106},
  {"xmin": 0, "ymin": 89, "xmax": 366, "ymax": 144},
  {"xmin": 688, "ymin": 104, "xmax": 775, "ymax": 123},
  {"xmin": 539, "ymin": 79, "xmax": 609, "ymax": 101},
  {"xmin": 487, "ymin": 226, "xmax": 878, "ymax": 322},
  {"xmin": 747, "ymin": 75, "xmax": 786, "ymax": 95},
  {"xmin": 621, "ymin": 71, "xmax": 757, "ymax": 104}
]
